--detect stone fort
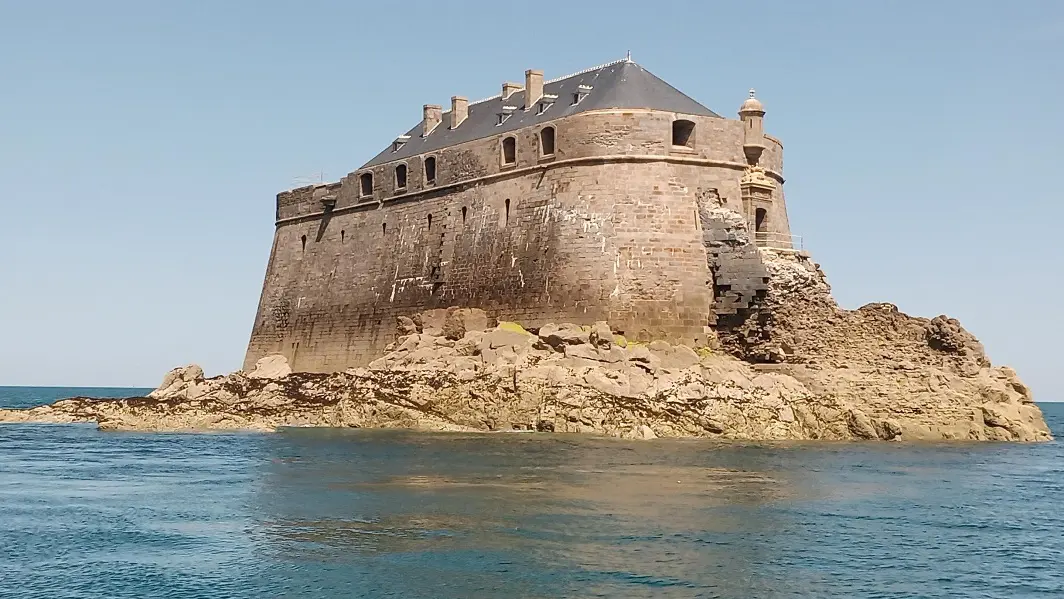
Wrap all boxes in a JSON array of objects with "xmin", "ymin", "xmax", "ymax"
[{"xmin": 244, "ymin": 58, "xmax": 795, "ymax": 373}]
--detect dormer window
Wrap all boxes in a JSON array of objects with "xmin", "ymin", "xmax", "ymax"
[
  {"xmin": 537, "ymin": 94, "xmax": 558, "ymax": 115},
  {"xmin": 501, "ymin": 136, "xmax": 516, "ymax": 166},
  {"xmin": 392, "ymin": 135, "xmax": 410, "ymax": 152},
  {"xmin": 359, "ymin": 172, "xmax": 373, "ymax": 198},
  {"xmin": 496, "ymin": 105, "xmax": 517, "ymax": 126},
  {"xmin": 572, "ymin": 84, "xmax": 592, "ymax": 105},
  {"xmin": 394, "ymin": 163, "xmax": 407, "ymax": 191}
]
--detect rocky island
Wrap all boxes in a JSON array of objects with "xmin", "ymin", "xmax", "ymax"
[
  {"xmin": 2, "ymin": 251, "xmax": 1050, "ymax": 441},
  {"xmin": 2, "ymin": 61, "xmax": 1050, "ymax": 441}
]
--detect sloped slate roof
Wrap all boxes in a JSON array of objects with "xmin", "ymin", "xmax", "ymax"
[{"xmin": 361, "ymin": 60, "xmax": 719, "ymax": 168}]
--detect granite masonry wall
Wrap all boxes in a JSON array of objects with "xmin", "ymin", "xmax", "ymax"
[{"xmin": 245, "ymin": 109, "xmax": 789, "ymax": 372}]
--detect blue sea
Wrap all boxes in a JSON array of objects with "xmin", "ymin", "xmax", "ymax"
[{"xmin": 1, "ymin": 386, "xmax": 1062, "ymax": 598}]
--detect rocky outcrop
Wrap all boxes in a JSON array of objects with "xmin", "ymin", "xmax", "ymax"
[
  {"xmin": 0, "ymin": 312, "xmax": 1050, "ymax": 441},
  {"xmin": 0, "ymin": 206, "xmax": 1051, "ymax": 442}
]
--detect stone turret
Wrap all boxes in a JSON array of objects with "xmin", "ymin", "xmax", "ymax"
[{"xmin": 739, "ymin": 89, "xmax": 766, "ymax": 165}]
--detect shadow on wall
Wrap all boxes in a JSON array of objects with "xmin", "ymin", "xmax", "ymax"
[{"xmin": 315, "ymin": 205, "xmax": 334, "ymax": 242}]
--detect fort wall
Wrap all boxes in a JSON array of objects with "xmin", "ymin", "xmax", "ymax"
[{"xmin": 245, "ymin": 109, "xmax": 789, "ymax": 372}]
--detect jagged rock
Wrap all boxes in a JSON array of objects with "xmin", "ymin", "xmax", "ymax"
[
  {"xmin": 148, "ymin": 364, "xmax": 204, "ymax": 399},
  {"xmin": 926, "ymin": 315, "xmax": 989, "ymax": 365},
  {"xmin": 847, "ymin": 409, "xmax": 878, "ymax": 440}
]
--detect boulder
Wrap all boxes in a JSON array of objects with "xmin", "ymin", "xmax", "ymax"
[
  {"xmin": 442, "ymin": 308, "xmax": 493, "ymax": 340},
  {"xmin": 417, "ymin": 309, "xmax": 450, "ymax": 336},
  {"xmin": 149, "ymin": 364, "xmax": 204, "ymax": 399},
  {"xmin": 483, "ymin": 327, "xmax": 534, "ymax": 352},
  {"xmin": 248, "ymin": 355, "xmax": 292, "ymax": 380},
  {"xmin": 538, "ymin": 323, "xmax": 590, "ymax": 351}
]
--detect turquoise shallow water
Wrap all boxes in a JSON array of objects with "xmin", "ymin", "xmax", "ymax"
[{"xmin": 1, "ymin": 387, "xmax": 1062, "ymax": 598}]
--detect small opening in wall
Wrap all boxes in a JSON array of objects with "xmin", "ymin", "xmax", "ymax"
[
  {"xmin": 424, "ymin": 156, "xmax": 436, "ymax": 184},
  {"xmin": 672, "ymin": 119, "xmax": 695, "ymax": 148},
  {"xmin": 394, "ymin": 164, "xmax": 407, "ymax": 190},
  {"xmin": 504, "ymin": 198, "xmax": 510, "ymax": 226},
  {"xmin": 461, "ymin": 206, "xmax": 467, "ymax": 223},
  {"xmin": 427, "ymin": 213, "xmax": 433, "ymax": 230},
  {"xmin": 755, "ymin": 208, "xmax": 767, "ymax": 232},
  {"xmin": 341, "ymin": 229, "xmax": 345, "ymax": 243},
  {"xmin": 502, "ymin": 136, "xmax": 516, "ymax": 165},
  {"xmin": 540, "ymin": 126, "xmax": 555, "ymax": 156},
  {"xmin": 301, "ymin": 235, "xmax": 307, "ymax": 252},
  {"xmin": 359, "ymin": 172, "xmax": 373, "ymax": 198},
  {"xmin": 382, "ymin": 222, "xmax": 387, "ymax": 235}
]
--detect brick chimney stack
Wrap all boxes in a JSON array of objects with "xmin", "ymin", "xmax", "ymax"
[
  {"xmin": 423, "ymin": 104, "xmax": 442, "ymax": 136},
  {"xmin": 524, "ymin": 69, "xmax": 543, "ymax": 110},
  {"xmin": 450, "ymin": 96, "xmax": 468, "ymax": 129}
]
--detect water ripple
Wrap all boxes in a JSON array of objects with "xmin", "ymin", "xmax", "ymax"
[{"xmin": 1, "ymin": 395, "xmax": 1062, "ymax": 598}]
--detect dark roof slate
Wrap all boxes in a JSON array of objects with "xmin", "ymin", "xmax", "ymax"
[{"xmin": 360, "ymin": 60, "xmax": 719, "ymax": 168}]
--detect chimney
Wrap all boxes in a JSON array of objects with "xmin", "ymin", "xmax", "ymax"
[
  {"xmin": 502, "ymin": 82, "xmax": 523, "ymax": 100},
  {"xmin": 450, "ymin": 96, "xmax": 468, "ymax": 129},
  {"xmin": 524, "ymin": 69, "xmax": 543, "ymax": 110},
  {"xmin": 423, "ymin": 104, "xmax": 442, "ymax": 136}
]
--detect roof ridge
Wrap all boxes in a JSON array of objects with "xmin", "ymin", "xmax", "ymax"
[
  {"xmin": 467, "ymin": 57, "xmax": 631, "ymax": 107},
  {"xmin": 544, "ymin": 57, "xmax": 630, "ymax": 85}
]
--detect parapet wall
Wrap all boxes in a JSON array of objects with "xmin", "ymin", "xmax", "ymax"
[{"xmin": 245, "ymin": 109, "xmax": 790, "ymax": 372}]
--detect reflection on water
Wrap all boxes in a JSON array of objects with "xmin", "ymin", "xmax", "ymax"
[{"xmin": 1, "ymin": 405, "xmax": 1063, "ymax": 598}]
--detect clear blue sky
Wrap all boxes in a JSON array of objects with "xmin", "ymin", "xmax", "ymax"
[{"xmin": 2, "ymin": 1, "xmax": 1061, "ymax": 397}]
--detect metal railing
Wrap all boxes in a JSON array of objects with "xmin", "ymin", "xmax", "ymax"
[{"xmin": 754, "ymin": 232, "xmax": 804, "ymax": 251}]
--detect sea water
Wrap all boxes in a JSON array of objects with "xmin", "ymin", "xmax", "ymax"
[{"xmin": 1, "ymin": 386, "xmax": 1061, "ymax": 598}]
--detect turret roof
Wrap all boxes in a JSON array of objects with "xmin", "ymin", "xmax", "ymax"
[{"xmin": 361, "ymin": 60, "xmax": 719, "ymax": 168}]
